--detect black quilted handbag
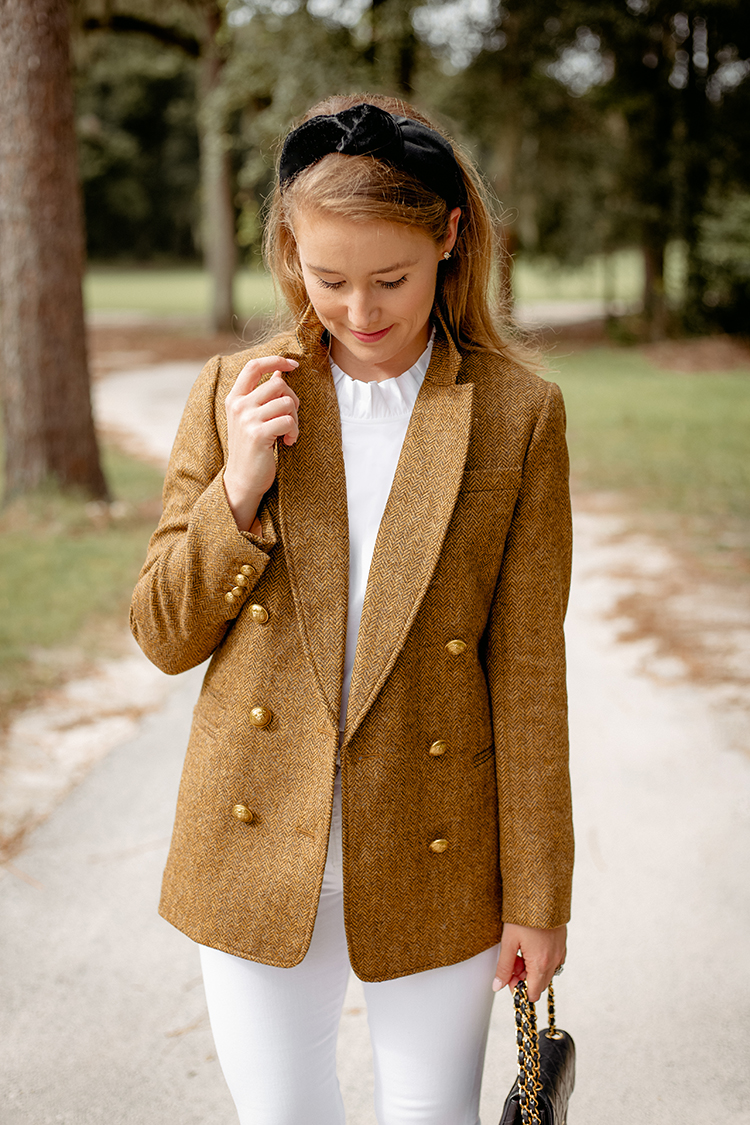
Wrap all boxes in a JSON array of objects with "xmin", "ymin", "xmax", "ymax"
[{"xmin": 498, "ymin": 981, "xmax": 576, "ymax": 1125}]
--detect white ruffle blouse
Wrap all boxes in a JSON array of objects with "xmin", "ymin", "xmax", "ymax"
[{"xmin": 331, "ymin": 334, "xmax": 434, "ymax": 730}]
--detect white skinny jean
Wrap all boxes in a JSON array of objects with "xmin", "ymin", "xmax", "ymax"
[{"xmin": 199, "ymin": 771, "xmax": 500, "ymax": 1125}]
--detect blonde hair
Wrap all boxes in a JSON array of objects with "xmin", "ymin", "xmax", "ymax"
[{"xmin": 263, "ymin": 92, "xmax": 522, "ymax": 360}]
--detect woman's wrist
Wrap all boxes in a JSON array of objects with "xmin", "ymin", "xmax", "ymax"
[{"xmin": 223, "ymin": 471, "xmax": 265, "ymax": 533}]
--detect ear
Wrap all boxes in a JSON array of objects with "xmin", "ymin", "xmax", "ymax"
[{"xmin": 443, "ymin": 207, "xmax": 461, "ymax": 254}]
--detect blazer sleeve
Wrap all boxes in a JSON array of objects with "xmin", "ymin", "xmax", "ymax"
[
  {"xmin": 130, "ymin": 354, "xmax": 277, "ymax": 675},
  {"xmin": 485, "ymin": 380, "xmax": 574, "ymax": 929}
]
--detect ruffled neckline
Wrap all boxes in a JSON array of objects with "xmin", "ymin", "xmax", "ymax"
[{"xmin": 330, "ymin": 335, "xmax": 434, "ymax": 422}]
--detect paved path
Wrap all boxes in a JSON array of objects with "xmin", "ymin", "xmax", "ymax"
[{"xmin": 1, "ymin": 361, "xmax": 749, "ymax": 1124}]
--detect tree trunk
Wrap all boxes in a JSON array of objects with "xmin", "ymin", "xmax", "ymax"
[
  {"xmin": 496, "ymin": 223, "xmax": 518, "ymax": 319},
  {"xmin": 200, "ymin": 6, "xmax": 236, "ymax": 333},
  {"xmin": 0, "ymin": 0, "xmax": 108, "ymax": 502},
  {"xmin": 642, "ymin": 234, "xmax": 668, "ymax": 341}
]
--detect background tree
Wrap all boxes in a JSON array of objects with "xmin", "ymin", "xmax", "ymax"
[
  {"xmin": 0, "ymin": 0, "xmax": 108, "ymax": 502},
  {"xmin": 425, "ymin": 0, "xmax": 750, "ymax": 336},
  {"xmin": 75, "ymin": 33, "xmax": 200, "ymax": 260},
  {"xmin": 78, "ymin": 0, "xmax": 237, "ymax": 330}
]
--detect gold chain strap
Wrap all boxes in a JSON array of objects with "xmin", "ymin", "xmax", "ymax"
[
  {"xmin": 546, "ymin": 982, "xmax": 565, "ymax": 1041},
  {"xmin": 513, "ymin": 981, "xmax": 542, "ymax": 1125}
]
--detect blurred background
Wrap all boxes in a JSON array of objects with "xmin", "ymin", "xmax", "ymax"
[
  {"xmin": 1, "ymin": 0, "xmax": 750, "ymax": 720},
  {"xmin": 1, "ymin": 4, "xmax": 750, "ymax": 1123},
  {"xmin": 0, "ymin": 0, "xmax": 748, "ymax": 730}
]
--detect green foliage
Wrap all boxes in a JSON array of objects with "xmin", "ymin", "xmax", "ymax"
[
  {"xmin": 686, "ymin": 192, "xmax": 750, "ymax": 333},
  {"xmin": 72, "ymin": 0, "xmax": 750, "ymax": 332},
  {"xmin": 75, "ymin": 31, "xmax": 200, "ymax": 260}
]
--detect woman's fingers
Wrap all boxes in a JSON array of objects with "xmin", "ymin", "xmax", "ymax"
[
  {"xmin": 492, "ymin": 932, "xmax": 521, "ymax": 992},
  {"xmin": 228, "ymin": 356, "xmax": 299, "ymax": 401},
  {"xmin": 492, "ymin": 923, "xmax": 567, "ymax": 1002},
  {"xmin": 254, "ymin": 393, "xmax": 299, "ymax": 428},
  {"xmin": 253, "ymin": 373, "xmax": 300, "ymax": 410}
]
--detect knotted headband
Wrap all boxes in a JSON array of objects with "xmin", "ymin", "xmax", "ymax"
[{"xmin": 279, "ymin": 103, "xmax": 466, "ymax": 209}]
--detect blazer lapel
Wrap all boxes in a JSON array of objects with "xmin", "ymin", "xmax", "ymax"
[
  {"xmin": 275, "ymin": 319, "xmax": 349, "ymax": 728},
  {"xmin": 342, "ymin": 319, "xmax": 473, "ymax": 747}
]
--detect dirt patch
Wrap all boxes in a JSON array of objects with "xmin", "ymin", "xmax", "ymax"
[
  {"xmin": 0, "ymin": 634, "xmax": 174, "ymax": 861},
  {"xmin": 87, "ymin": 316, "xmax": 268, "ymax": 377},
  {"xmin": 640, "ymin": 334, "xmax": 750, "ymax": 373},
  {"xmin": 574, "ymin": 492, "xmax": 750, "ymax": 756}
]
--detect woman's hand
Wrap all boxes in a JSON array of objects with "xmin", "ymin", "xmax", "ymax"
[
  {"xmin": 223, "ymin": 356, "xmax": 300, "ymax": 532},
  {"xmin": 492, "ymin": 923, "xmax": 566, "ymax": 1003}
]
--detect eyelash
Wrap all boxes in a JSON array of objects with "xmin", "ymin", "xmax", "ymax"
[{"xmin": 317, "ymin": 276, "xmax": 408, "ymax": 291}]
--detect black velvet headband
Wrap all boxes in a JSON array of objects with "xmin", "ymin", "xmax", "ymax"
[{"xmin": 279, "ymin": 103, "xmax": 466, "ymax": 209}]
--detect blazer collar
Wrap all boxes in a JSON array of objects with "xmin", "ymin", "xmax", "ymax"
[{"xmin": 275, "ymin": 304, "xmax": 473, "ymax": 740}]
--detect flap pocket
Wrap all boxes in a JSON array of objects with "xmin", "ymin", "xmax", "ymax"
[{"xmin": 461, "ymin": 469, "xmax": 522, "ymax": 493}]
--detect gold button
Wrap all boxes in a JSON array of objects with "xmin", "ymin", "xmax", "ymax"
[
  {"xmin": 429, "ymin": 838, "xmax": 449, "ymax": 854},
  {"xmin": 429, "ymin": 740, "xmax": 448, "ymax": 757},
  {"xmin": 225, "ymin": 591, "xmax": 236, "ymax": 604},
  {"xmin": 445, "ymin": 639, "xmax": 467, "ymax": 656},
  {"xmin": 232, "ymin": 586, "xmax": 242, "ymax": 597},
  {"xmin": 232, "ymin": 804, "xmax": 254, "ymax": 823},
  {"xmin": 235, "ymin": 573, "xmax": 249, "ymax": 587},
  {"xmin": 250, "ymin": 604, "xmax": 269, "ymax": 624},
  {"xmin": 240, "ymin": 564, "xmax": 254, "ymax": 577},
  {"xmin": 249, "ymin": 705, "xmax": 273, "ymax": 728}
]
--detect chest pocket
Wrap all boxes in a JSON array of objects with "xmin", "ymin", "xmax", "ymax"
[{"xmin": 461, "ymin": 469, "xmax": 522, "ymax": 493}]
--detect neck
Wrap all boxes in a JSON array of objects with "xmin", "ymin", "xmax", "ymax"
[{"xmin": 330, "ymin": 322, "xmax": 431, "ymax": 382}]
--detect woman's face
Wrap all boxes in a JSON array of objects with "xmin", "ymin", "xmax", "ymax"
[{"xmin": 293, "ymin": 208, "xmax": 459, "ymax": 382}]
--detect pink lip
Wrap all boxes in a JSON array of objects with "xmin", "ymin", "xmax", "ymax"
[{"xmin": 349, "ymin": 325, "xmax": 393, "ymax": 343}]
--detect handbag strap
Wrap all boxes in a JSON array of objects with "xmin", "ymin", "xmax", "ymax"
[
  {"xmin": 512, "ymin": 981, "xmax": 542, "ymax": 1125},
  {"xmin": 512, "ymin": 980, "xmax": 565, "ymax": 1123},
  {"xmin": 545, "ymin": 981, "xmax": 565, "ymax": 1041}
]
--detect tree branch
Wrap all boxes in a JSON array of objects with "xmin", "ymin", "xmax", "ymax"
[{"xmin": 82, "ymin": 15, "xmax": 201, "ymax": 57}]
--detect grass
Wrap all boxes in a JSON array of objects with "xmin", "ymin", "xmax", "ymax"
[
  {"xmin": 0, "ymin": 444, "xmax": 164, "ymax": 721},
  {"xmin": 83, "ymin": 245, "xmax": 685, "ymax": 318},
  {"xmin": 551, "ymin": 347, "xmax": 750, "ymax": 561},
  {"xmin": 85, "ymin": 266, "xmax": 277, "ymax": 319}
]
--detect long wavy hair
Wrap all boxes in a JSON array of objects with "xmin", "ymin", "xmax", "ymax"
[{"xmin": 263, "ymin": 92, "xmax": 520, "ymax": 359}]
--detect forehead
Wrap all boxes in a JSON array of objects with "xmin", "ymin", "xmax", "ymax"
[{"xmin": 292, "ymin": 210, "xmax": 436, "ymax": 268}]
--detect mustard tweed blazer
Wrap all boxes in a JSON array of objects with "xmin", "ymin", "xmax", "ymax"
[{"xmin": 130, "ymin": 312, "xmax": 574, "ymax": 983}]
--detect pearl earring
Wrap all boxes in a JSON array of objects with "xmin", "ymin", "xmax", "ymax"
[{"xmin": 443, "ymin": 251, "xmax": 451, "ymax": 260}]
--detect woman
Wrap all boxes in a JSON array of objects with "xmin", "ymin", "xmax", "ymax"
[{"xmin": 131, "ymin": 93, "xmax": 573, "ymax": 1125}]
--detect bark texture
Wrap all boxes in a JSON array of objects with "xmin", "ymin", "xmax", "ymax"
[
  {"xmin": 0, "ymin": 0, "xmax": 107, "ymax": 500},
  {"xmin": 200, "ymin": 4, "xmax": 236, "ymax": 333}
]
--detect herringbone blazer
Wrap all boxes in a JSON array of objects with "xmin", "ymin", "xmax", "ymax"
[{"xmin": 130, "ymin": 310, "xmax": 574, "ymax": 982}]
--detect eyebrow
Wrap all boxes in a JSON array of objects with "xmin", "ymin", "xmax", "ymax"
[{"xmin": 309, "ymin": 259, "xmax": 418, "ymax": 276}]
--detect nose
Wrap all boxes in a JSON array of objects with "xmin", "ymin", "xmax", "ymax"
[{"xmin": 347, "ymin": 288, "xmax": 379, "ymax": 330}]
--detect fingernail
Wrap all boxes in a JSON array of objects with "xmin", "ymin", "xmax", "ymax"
[
  {"xmin": 492, "ymin": 977, "xmax": 504, "ymax": 992},
  {"xmin": 288, "ymin": 359, "xmax": 299, "ymax": 367}
]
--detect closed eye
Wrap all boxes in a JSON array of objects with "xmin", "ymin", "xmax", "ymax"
[{"xmin": 316, "ymin": 275, "xmax": 408, "ymax": 291}]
